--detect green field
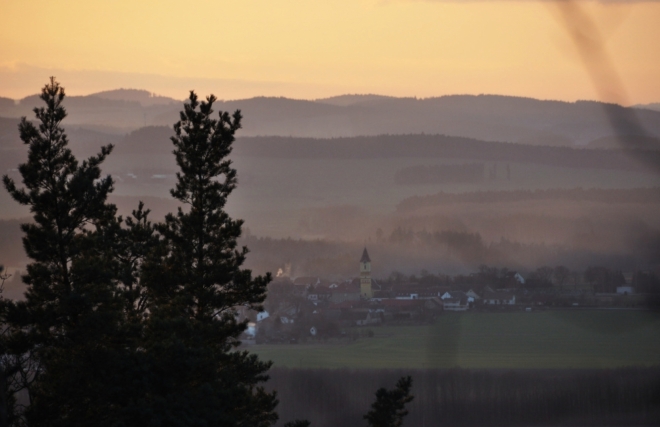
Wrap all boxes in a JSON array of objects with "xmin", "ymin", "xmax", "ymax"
[{"xmin": 250, "ymin": 311, "xmax": 660, "ymax": 369}]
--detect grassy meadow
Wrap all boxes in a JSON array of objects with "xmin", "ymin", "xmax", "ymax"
[{"xmin": 250, "ymin": 310, "xmax": 660, "ymax": 369}]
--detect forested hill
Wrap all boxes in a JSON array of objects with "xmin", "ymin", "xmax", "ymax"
[
  {"xmin": 4, "ymin": 118, "xmax": 659, "ymax": 173},
  {"xmin": 1, "ymin": 93, "xmax": 660, "ymax": 146},
  {"xmin": 232, "ymin": 135, "xmax": 660, "ymax": 172}
]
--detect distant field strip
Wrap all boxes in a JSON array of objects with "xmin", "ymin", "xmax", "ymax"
[
  {"xmin": 250, "ymin": 311, "xmax": 660, "ymax": 369},
  {"xmin": 397, "ymin": 187, "xmax": 660, "ymax": 212}
]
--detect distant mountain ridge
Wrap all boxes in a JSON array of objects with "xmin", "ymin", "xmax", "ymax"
[
  {"xmin": 228, "ymin": 134, "xmax": 660, "ymax": 172},
  {"xmin": 89, "ymin": 88, "xmax": 180, "ymax": 106},
  {"xmin": 635, "ymin": 102, "xmax": 660, "ymax": 112},
  {"xmin": 4, "ymin": 118, "xmax": 658, "ymax": 175},
  {"xmin": 315, "ymin": 94, "xmax": 397, "ymax": 106},
  {"xmin": 0, "ymin": 92, "xmax": 659, "ymax": 149}
]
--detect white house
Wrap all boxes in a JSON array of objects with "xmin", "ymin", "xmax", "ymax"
[
  {"xmin": 466, "ymin": 289, "xmax": 481, "ymax": 300},
  {"xmin": 245, "ymin": 322, "xmax": 257, "ymax": 338},
  {"xmin": 482, "ymin": 287, "xmax": 516, "ymax": 305},
  {"xmin": 440, "ymin": 291, "xmax": 471, "ymax": 311}
]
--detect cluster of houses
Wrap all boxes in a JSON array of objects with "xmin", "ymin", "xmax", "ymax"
[
  {"xmin": 299, "ymin": 248, "xmax": 517, "ymax": 310},
  {"xmin": 245, "ymin": 248, "xmax": 520, "ymax": 341}
]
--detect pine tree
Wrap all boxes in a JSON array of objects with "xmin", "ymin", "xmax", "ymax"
[
  {"xmin": 101, "ymin": 201, "xmax": 158, "ymax": 329},
  {"xmin": 2, "ymin": 81, "xmax": 278, "ymax": 426},
  {"xmin": 1, "ymin": 78, "xmax": 129, "ymax": 426},
  {"xmin": 364, "ymin": 376, "xmax": 414, "ymax": 427},
  {"xmin": 137, "ymin": 91, "xmax": 277, "ymax": 426}
]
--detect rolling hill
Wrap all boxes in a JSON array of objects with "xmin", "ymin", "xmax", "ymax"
[{"xmin": 1, "ymin": 92, "xmax": 659, "ymax": 147}]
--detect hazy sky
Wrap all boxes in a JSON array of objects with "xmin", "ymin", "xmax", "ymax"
[{"xmin": 1, "ymin": 0, "xmax": 659, "ymax": 104}]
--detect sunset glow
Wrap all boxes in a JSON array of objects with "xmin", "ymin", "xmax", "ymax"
[{"xmin": 1, "ymin": 0, "xmax": 659, "ymax": 103}]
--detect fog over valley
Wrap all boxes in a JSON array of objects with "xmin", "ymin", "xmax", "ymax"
[{"xmin": 2, "ymin": 91, "xmax": 659, "ymax": 282}]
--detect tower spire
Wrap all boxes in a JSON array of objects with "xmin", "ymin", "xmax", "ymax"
[
  {"xmin": 360, "ymin": 247, "xmax": 371, "ymax": 263},
  {"xmin": 360, "ymin": 247, "xmax": 372, "ymax": 299}
]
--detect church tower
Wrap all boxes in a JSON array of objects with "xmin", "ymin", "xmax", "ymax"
[{"xmin": 360, "ymin": 247, "xmax": 373, "ymax": 299}]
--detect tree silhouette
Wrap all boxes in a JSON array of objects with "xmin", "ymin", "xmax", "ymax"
[
  {"xmin": 137, "ymin": 91, "xmax": 277, "ymax": 426},
  {"xmin": 0, "ymin": 81, "xmax": 278, "ymax": 426},
  {"xmin": 1, "ymin": 77, "xmax": 129, "ymax": 425},
  {"xmin": 364, "ymin": 376, "xmax": 414, "ymax": 427}
]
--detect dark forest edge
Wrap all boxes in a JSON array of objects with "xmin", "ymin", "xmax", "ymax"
[
  {"xmin": 232, "ymin": 135, "xmax": 660, "ymax": 171},
  {"xmin": 269, "ymin": 367, "xmax": 660, "ymax": 427},
  {"xmin": 6, "ymin": 125, "xmax": 657, "ymax": 173},
  {"xmin": 4, "ymin": 124, "xmax": 660, "ymax": 186}
]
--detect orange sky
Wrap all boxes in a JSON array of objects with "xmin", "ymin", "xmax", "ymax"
[{"xmin": 1, "ymin": 0, "xmax": 659, "ymax": 104}]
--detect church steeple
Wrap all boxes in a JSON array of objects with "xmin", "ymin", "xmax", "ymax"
[
  {"xmin": 360, "ymin": 247, "xmax": 371, "ymax": 263},
  {"xmin": 360, "ymin": 247, "xmax": 372, "ymax": 299}
]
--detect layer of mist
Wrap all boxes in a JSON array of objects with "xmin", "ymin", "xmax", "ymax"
[{"xmin": 2, "ymin": 92, "xmax": 659, "ymax": 284}]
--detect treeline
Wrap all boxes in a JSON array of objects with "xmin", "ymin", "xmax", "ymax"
[
  {"xmin": 387, "ymin": 263, "xmax": 660, "ymax": 294},
  {"xmin": 387, "ymin": 227, "xmax": 562, "ymax": 267},
  {"xmin": 394, "ymin": 163, "xmax": 484, "ymax": 185},
  {"xmin": 238, "ymin": 228, "xmax": 656, "ymax": 280},
  {"xmin": 6, "ymin": 226, "xmax": 646, "ymax": 295},
  {"xmin": 232, "ymin": 134, "xmax": 660, "ymax": 171},
  {"xmin": 269, "ymin": 367, "xmax": 660, "ymax": 427},
  {"xmin": 397, "ymin": 187, "xmax": 660, "ymax": 212}
]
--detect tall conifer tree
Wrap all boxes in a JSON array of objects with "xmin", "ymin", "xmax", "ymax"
[
  {"xmin": 2, "ymin": 81, "xmax": 278, "ymax": 426},
  {"xmin": 139, "ymin": 92, "xmax": 277, "ymax": 426},
  {"xmin": 1, "ymin": 78, "xmax": 128, "ymax": 426}
]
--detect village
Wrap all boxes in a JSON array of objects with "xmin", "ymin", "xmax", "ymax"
[{"xmin": 243, "ymin": 248, "xmax": 657, "ymax": 344}]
